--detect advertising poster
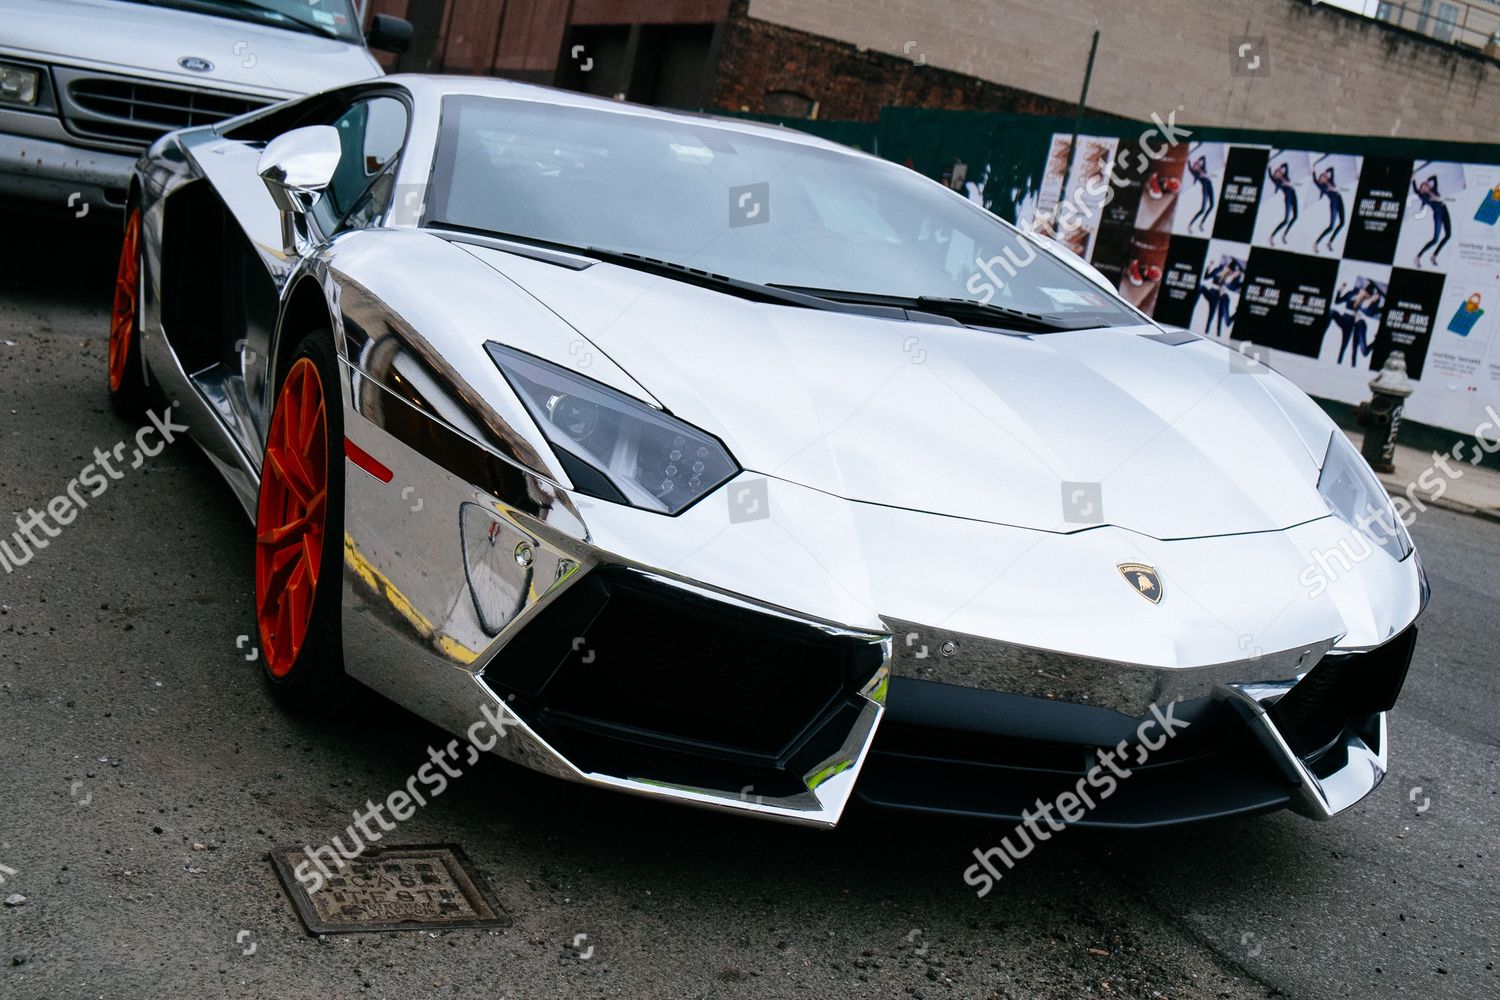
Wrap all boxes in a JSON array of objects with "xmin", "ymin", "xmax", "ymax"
[
  {"xmin": 1015, "ymin": 133, "xmax": 1073, "ymax": 236},
  {"xmin": 1117, "ymin": 139, "xmax": 1190, "ymax": 313},
  {"xmin": 1172, "ymin": 141, "xmax": 1228, "ymax": 237},
  {"xmin": 1307, "ymin": 152, "xmax": 1361, "ymax": 258},
  {"xmin": 1233, "ymin": 248, "xmax": 1340, "ymax": 356},
  {"xmin": 1434, "ymin": 276, "xmax": 1495, "ymax": 361},
  {"xmin": 1023, "ymin": 130, "xmax": 1500, "ymax": 436},
  {"xmin": 1370, "ymin": 267, "xmax": 1445, "ymax": 378},
  {"xmin": 1062, "ymin": 136, "xmax": 1121, "ymax": 260},
  {"xmin": 1089, "ymin": 140, "xmax": 1154, "ymax": 289},
  {"xmin": 1134, "ymin": 141, "xmax": 1188, "ymax": 235},
  {"xmin": 1264, "ymin": 260, "xmax": 1391, "ymax": 407},
  {"xmin": 1401, "ymin": 161, "xmax": 1500, "ymax": 420},
  {"xmin": 1189, "ymin": 240, "xmax": 1251, "ymax": 338},
  {"xmin": 1251, "ymin": 150, "xmax": 1362, "ymax": 257},
  {"xmin": 1324, "ymin": 262, "xmax": 1391, "ymax": 372},
  {"xmin": 1212, "ymin": 147, "xmax": 1269, "ymax": 243},
  {"xmin": 1395, "ymin": 160, "xmax": 1466, "ymax": 270},
  {"xmin": 1344, "ymin": 157, "xmax": 1413, "ymax": 263},
  {"xmin": 1153, "ymin": 235, "xmax": 1209, "ymax": 328},
  {"xmin": 1117, "ymin": 227, "xmax": 1172, "ymax": 314},
  {"xmin": 1020, "ymin": 134, "xmax": 1118, "ymax": 262}
]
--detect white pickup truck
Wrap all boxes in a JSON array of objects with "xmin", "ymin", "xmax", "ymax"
[{"xmin": 0, "ymin": 0, "xmax": 411, "ymax": 221}]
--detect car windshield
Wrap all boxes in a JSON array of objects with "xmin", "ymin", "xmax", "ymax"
[
  {"xmin": 425, "ymin": 96, "xmax": 1137, "ymax": 327},
  {"xmin": 125, "ymin": 0, "xmax": 363, "ymax": 42}
]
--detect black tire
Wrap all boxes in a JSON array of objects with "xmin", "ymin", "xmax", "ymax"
[{"xmin": 256, "ymin": 329, "xmax": 347, "ymax": 710}]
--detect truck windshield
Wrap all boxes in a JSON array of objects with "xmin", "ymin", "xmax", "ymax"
[{"xmin": 128, "ymin": 0, "xmax": 363, "ymax": 43}]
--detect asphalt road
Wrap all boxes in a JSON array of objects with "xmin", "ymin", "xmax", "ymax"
[{"xmin": 0, "ymin": 217, "xmax": 1495, "ymax": 1000}]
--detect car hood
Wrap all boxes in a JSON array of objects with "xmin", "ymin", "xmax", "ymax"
[
  {"xmin": 466, "ymin": 248, "xmax": 1338, "ymax": 540},
  {"xmin": 0, "ymin": 0, "xmax": 380, "ymax": 97}
]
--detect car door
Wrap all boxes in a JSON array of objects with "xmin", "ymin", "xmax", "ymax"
[{"xmin": 180, "ymin": 89, "xmax": 410, "ymax": 463}]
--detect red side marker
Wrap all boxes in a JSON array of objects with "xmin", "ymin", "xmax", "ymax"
[{"xmin": 344, "ymin": 437, "xmax": 394, "ymax": 483}]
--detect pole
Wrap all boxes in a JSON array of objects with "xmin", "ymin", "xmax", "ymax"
[{"xmin": 1056, "ymin": 28, "xmax": 1100, "ymax": 223}]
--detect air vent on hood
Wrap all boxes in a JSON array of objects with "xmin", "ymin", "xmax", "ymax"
[{"xmin": 55, "ymin": 68, "xmax": 269, "ymax": 148}]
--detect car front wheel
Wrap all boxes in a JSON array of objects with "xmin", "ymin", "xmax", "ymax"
[{"xmin": 255, "ymin": 330, "xmax": 346, "ymax": 707}]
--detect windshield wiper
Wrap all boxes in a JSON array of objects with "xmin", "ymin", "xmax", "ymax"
[
  {"xmin": 428, "ymin": 223, "xmax": 1096, "ymax": 329},
  {"xmin": 426, "ymin": 222, "xmax": 904, "ymax": 318},
  {"xmin": 582, "ymin": 247, "xmax": 912, "ymax": 316},
  {"xmin": 769, "ymin": 286, "xmax": 1097, "ymax": 333},
  {"xmin": 913, "ymin": 296, "xmax": 1101, "ymax": 332}
]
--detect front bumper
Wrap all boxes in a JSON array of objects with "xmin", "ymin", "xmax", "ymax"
[
  {"xmin": 862, "ymin": 679, "xmax": 1296, "ymax": 827},
  {"xmin": 862, "ymin": 621, "xmax": 1417, "ymax": 826},
  {"xmin": 0, "ymin": 125, "xmax": 135, "ymax": 220},
  {"xmin": 316, "ymin": 354, "xmax": 1427, "ymax": 829},
  {"xmin": 1219, "ymin": 623, "xmax": 1417, "ymax": 820}
]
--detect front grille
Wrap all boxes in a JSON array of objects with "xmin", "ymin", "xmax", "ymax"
[
  {"xmin": 59, "ymin": 71, "xmax": 269, "ymax": 147},
  {"xmin": 1270, "ymin": 624, "xmax": 1417, "ymax": 759},
  {"xmin": 538, "ymin": 579, "xmax": 851, "ymax": 753},
  {"xmin": 485, "ymin": 568, "xmax": 885, "ymax": 791},
  {"xmin": 857, "ymin": 678, "xmax": 1293, "ymax": 827}
]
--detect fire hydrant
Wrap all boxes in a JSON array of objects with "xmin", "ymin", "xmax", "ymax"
[{"xmin": 1356, "ymin": 352, "xmax": 1414, "ymax": 474}]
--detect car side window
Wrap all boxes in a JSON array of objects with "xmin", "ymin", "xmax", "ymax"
[{"xmin": 310, "ymin": 96, "xmax": 408, "ymax": 234}]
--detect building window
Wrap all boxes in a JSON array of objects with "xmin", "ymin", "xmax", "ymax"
[
  {"xmin": 1434, "ymin": 2, "xmax": 1460, "ymax": 41},
  {"xmin": 1414, "ymin": 0, "xmax": 1433, "ymax": 34}
]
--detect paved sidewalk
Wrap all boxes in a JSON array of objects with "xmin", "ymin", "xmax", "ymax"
[{"xmin": 1344, "ymin": 429, "xmax": 1500, "ymax": 522}]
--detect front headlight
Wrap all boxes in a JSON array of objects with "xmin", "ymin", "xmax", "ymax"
[
  {"xmin": 1317, "ymin": 430, "xmax": 1412, "ymax": 561},
  {"xmin": 0, "ymin": 64, "xmax": 40, "ymax": 106},
  {"xmin": 486, "ymin": 342, "xmax": 739, "ymax": 514}
]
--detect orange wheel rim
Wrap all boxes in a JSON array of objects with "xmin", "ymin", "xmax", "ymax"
[
  {"xmin": 255, "ymin": 357, "xmax": 329, "ymax": 678},
  {"xmin": 108, "ymin": 208, "xmax": 141, "ymax": 392}
]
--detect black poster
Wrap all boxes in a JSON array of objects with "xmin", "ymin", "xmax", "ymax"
[
  {"xmin": 1344, "ymin": 157, "xmax": 1413, "ymax": 264},
  {"xmin": 1089, "ymin": 148, "xmax": 1154, "ymax": 287},
  {"xmin": 1232, "ymin": 248, "xmax": 1339, "ymax": 356},
  {"xmin": 1212, "ymin": 147, "xmax": 1269, "ymax": 243},
  {"xmin": 1153, "ymin": 236, "xmax": 1209, "ymax": 327},
  {"xmin": 1370, "ymin": 267, "xmax": 1444, "ymax": 379}
]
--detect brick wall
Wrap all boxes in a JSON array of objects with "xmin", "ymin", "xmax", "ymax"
[
  {"xmin": 713, "ymin": 0, "xmax": 1081, "ymax": 120},
  {"xmin": 740, "ymin": 0, "xmax": 1500, "ymax": 141}
]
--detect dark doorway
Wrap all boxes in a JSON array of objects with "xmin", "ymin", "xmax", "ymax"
[{"xmin": 556, "ymin": 23, "xmax": 717, "ymax": 108}]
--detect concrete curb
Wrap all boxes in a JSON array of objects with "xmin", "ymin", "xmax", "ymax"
[{"xmin": 1377, "ymin": 479, "xmax": 1500, "ymax": 525}]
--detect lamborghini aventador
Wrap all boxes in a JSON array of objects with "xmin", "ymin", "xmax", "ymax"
[{"xmin": 108, "ymin": 75, "xmax": 1427, "ymax": 829}]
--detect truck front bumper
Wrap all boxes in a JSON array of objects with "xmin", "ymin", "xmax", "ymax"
[{"xmin": 0, "ymin": 126, "xmax": 136, "ymax": 223}]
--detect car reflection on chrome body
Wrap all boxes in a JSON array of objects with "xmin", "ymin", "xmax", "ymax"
[{"xmin": 113, "ymin": 75, "xmax": 1428, "ymax": 830}]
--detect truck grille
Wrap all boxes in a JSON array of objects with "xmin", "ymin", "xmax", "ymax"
[{"xmin": 55, "ymin": 68, "xmax": 270, "ymax": 147}]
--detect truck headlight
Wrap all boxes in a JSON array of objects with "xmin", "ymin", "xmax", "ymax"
[{"xmin": 0, "ymin": 64, "xmax": 40, "ymax": 106}]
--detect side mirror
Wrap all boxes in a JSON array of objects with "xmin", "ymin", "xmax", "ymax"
[
  {"xmin": 257, "ymin": 125, "xmax": 341, "ymax": 256},
  {"xmin": 367, "ymin": 14, "xmax": 413, "ymax": 54}
]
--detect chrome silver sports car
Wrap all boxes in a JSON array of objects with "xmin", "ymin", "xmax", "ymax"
[{"xmin": 111, "ymin": 76, "xmax": 1427, "ymax": 829}]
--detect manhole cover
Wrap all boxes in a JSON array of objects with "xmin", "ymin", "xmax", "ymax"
[{"xmin": 270, "ymin": 844, "xmax": 511, "ymax": 934}]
